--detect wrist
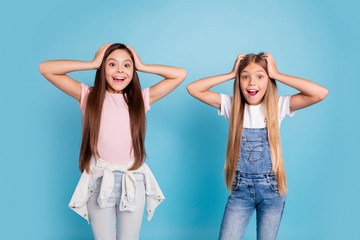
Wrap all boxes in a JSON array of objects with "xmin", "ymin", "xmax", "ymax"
[
  {"xmin": 136, "ymin": 62, "xmax": 146, "ymax": 71},
  {"xmin": 88, "ymin": 60, "xmax": 99, "ymax": 70},
  {"xmin": 228, "ymin": 71, "xmax": 237, "ymax": 79},
  {"xmin": 270, "ymin": 71, "xmax": 281, "ymax": 79}
]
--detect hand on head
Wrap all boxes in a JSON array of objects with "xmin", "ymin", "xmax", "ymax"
[
  {"xmin": 92, "ymin": 43, "xmax": 113, "ymax": 69},
  {"xmin": 262, "ymin": 53, "xmax": 279, "ymax": 79},
  {"xmin": 231, "ymin": 53, "xmax": 246, "ymax": 76},
  {"xmin": 125, "ymin": 45, "xmax": 143, "ymax": 71}
]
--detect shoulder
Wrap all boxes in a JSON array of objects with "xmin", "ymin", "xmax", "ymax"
[
  {"xmin": 79, "ymin": 83, "xmax": 92, "ymax": 110},
  {"xmin": 221, "ymin": 93, "xmax": 232, "ymax": 104},
  {"xmin": 141, "ymin": 87, "xmax": 151, "ymax": 112},
  {"xmin": 278, "ymin": 95, "xmax": 295, "ymax": 118},
  {"xmin": 218, "ymin": 93, "xmax": 232, "ymax": 120},
  {"xmin": 80, "ymin": 83, "xmax": 92, "ymax": 96},
  {"xmin": 141, "ymin": 87, "xmax": 149, "ymax": 95},
  {"xmin": 278, "ymin": 95, "xmax": 291, "ymax": 105}
]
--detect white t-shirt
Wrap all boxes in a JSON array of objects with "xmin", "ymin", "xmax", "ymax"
[{"xmin": 218, "ymin": 94, "xmax": 295, "ymax": 128}]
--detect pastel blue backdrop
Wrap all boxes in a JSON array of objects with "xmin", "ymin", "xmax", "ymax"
[{"xmin": 1, "ymin": 0, "xmax": 359, "ymax": 239}]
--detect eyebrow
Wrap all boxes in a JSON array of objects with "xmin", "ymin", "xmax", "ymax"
[
  {"xmin": 241, "ymin": 70, "xmax": 265, "ymax": 73},
  {"xmin": 106, "ymin": 58, "xmax": 133, "ymax": 63}
]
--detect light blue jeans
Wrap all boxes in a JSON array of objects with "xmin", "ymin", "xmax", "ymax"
[
  {"xmin": 218, "ymin": 172, "xmax": 286, "ymax": 240},
  {"xmin": 87, "ymin": 171, "xmax": 145, "ymax": 240}
]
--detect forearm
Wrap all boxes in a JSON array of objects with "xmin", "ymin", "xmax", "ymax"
[
  {"xmin": 137, "ymin": 64, "xmax": 186, "ymax": 79},
  {"xmin": 273, "ymin": 72, "xmax": 328, "ymax": 99},
  {"xmin": 39, "ymin": 60, "xmax": 97, "ymax": 76},
  {"xmin": 188, "ymin": 72, "xmax": 235, "ymax": 93}
]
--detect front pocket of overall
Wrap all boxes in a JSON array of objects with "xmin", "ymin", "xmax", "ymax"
[
  {"xmin": 232, "ymin": 177, "xmax": 240, "ymax": 191},
  {"xmin": 241, "ymin": 137, "xmax": 264, "ymax": 163},
  {"xmin": 268, "ymin": 179, "xmax": 279, "ymax": 194}
]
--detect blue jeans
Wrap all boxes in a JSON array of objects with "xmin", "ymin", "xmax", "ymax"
[
  {"xmin": 87, "ymin": 171, "xmax": 145, "ymax": 240},
  {"xmin": 219, "ymin": 173, "xmax": 286, "ymax": 240}
]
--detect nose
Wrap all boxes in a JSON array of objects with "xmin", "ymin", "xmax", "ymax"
[{"xmin": 116, "ymin": 66, "xmax": 124, "ymax": 73}]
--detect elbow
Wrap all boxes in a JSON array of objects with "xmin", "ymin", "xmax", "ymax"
[
  {"xmin": 186, "ymin": 83, "xmax": 194, "ymax": 96},
  {"xmin": 318, "ymin": 88, "xmax": 329, "ymax": 102},
  {"xmin": 174, "ymin": 68, "xmax": 187, "ymax": 86},
  {"xmin": 39, "ymin": 62, "xmax": 49, "ymax": 77},
  {"xmin": 39, "ymin": 62, "xmax": 45, "ymax": 75},
  {"xmin": 179, "ymin": 68, "xmax": 187, "ymax": 82},
  {"xmin": 186, "ymin": 83, "xmax": 200, "ymax": 98}
]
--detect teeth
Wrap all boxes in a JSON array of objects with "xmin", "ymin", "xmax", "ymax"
[
  {"xmin": 248, "ymin": 90, "xmax": 258, "ymax": 92},
  {"xmin": 114, "ymin": 77, "xmax": 125, "ymax": 80}
]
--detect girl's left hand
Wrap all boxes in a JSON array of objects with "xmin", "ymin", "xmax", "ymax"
[
  {"xmin": 126, "ymin": 45, "xmax": 145, "ymax": 71},
  {"xmin": 263, "ymin": 53, "xmax": 279, "ymax": 79}
]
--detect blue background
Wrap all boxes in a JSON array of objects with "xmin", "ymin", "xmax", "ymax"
[{"xmin": 1, "ymin": 0, "xmax": 359, "ymax": 239}]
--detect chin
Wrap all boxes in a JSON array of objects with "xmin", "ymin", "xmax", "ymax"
[{"xmin": 246, "ymin": 98, "xmax": 261, "ymax": 105}]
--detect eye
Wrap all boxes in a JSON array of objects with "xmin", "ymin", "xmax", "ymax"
[
  {"xmin": 109, "ymin": 62, "xmax": 116, "ymax": 67},
  {"xmin": 258, "ymin": 75, "xmax": 264, "ymax": 79},
  {"xmin": 125, "ymin": 63, "xmax": 131, "ymax": 68},
  {"xmin": 241, "ymin": 75, "xmax": 249, "ymax": 80}
]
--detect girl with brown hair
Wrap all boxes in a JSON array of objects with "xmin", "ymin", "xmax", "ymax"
[
  {"xmin": 39, "ymin": 43, "xmax": 186, "ymax": 239},
  {"xmin": 187, "ymin": 53, "xmax": 328, "ymax": 240}
]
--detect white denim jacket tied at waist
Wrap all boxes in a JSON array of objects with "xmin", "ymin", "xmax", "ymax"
[{"xmin": 68, "ymin": 156, "xmax": 165, "ymax": 223}]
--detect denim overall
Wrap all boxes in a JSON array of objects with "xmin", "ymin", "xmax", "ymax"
[{"xmin": 219, "ymin": 128, "xmax": 286, "ymax": 240}]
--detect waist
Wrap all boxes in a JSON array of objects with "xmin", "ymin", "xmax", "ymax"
[
  {"xmin": 242, "ymin": 127, "xmax": 268, "ymax": 140},
  {"xmin": 88, "ymin": 156, "xmax": 147, "ymax": 181},
  {"xmin": 236, "ymin": 171, "xmax": 276, "ymax": 181},
  {"xmin": 91, "ymin": 156, "xmax": 139, "ymax": 170},
  {"xmin": 100, "ymin": 170, "xmax": 143, "ymax": 179}
]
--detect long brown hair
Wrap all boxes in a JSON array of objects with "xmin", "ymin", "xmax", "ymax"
[
  {"xmin": 79, "ymin": 43, "xmax": 147, "ymax": 173},
  {"xmin": 225, "ymin": 53, "xmax": 287, "ymax": 196}
]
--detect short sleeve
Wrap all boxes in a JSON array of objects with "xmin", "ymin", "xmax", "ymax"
[
  {"xmin": 278, "ymin": 95, "xmax": 295, "ymax": 122},
  {"xmin": 218, "ymin": 93, "xmax": 232, "ymax": 120},
  {"xmin": 142, "ymin": 88, "xmax": 151, "ymax": 112},
  {"xmin": 79, "ymin": 83, "xmax": 91, "ymax": 112}
]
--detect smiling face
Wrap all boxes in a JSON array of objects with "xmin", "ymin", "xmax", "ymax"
[
  {"xmin": 104, "ymin": 49, "xmax": 134, "ymax": 94},
  {"xmin": 239, "ymin": 62, "xmax": 269, "ymax": 105}
]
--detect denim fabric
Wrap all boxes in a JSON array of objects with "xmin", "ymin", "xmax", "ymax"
[
  {"xmin": 237, "ymin": 128, "xmax": 272, "ymax": 173},
  {"xmin": 69, "ymin": 157, "xmax": 165, "ymax": 223},
  {"xmin": 87, "ymin": 171, "xmax": 145, "ymax": 240},
  {"xmin": 219, "ymin": 128, "xmax": 286, "ymax": 240}
]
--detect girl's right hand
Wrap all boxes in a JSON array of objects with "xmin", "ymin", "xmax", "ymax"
[
  {"xmin": 39, "ymin": 44, "xmax": 112, "ymax": 101},
  {"xmin": 91, "ymin": 43, "xmax": 112, "ymax": 69},
  {"xmin": 186, "ymin": 54, "xmax": 245, "ymax": 109},
  {"xmin": 230, "ymin": 54, "xmax": 245, "ymax": 77}
]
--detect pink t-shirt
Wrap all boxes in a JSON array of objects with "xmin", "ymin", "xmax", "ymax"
[{"xmin": 79, "ymin": 83, "xmax": 151, "ymax": 165}]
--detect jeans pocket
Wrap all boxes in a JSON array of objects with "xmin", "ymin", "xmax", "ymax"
[
  {"xmin": 268, "ymin": 179, "xmax": 279, "ymax": 194},
  {"xmin": 231, "ymin": 178, "xmax": 240, "ymax": 191},
  {"xmin": 241, "ymin": 137, "xmax": 264, "ymax": 163}
]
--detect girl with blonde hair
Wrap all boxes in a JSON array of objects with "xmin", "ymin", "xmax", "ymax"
[{"xmin": 187, "ymin": 52, "xmax": 328, "ymax": 240}]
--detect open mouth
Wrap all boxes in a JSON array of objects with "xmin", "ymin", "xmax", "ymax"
[
  {"xmin": 113, "ymin": 76, "xmax": 126, "ymax": 83},
  {"xmin": 247, "ymin": 89, "xmax": 259, "ymax": 97}
]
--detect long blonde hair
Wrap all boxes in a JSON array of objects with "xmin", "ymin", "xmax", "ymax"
[{"xmin": 225, "ymin": 53, "xmax": 287, "ymax": 196}]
